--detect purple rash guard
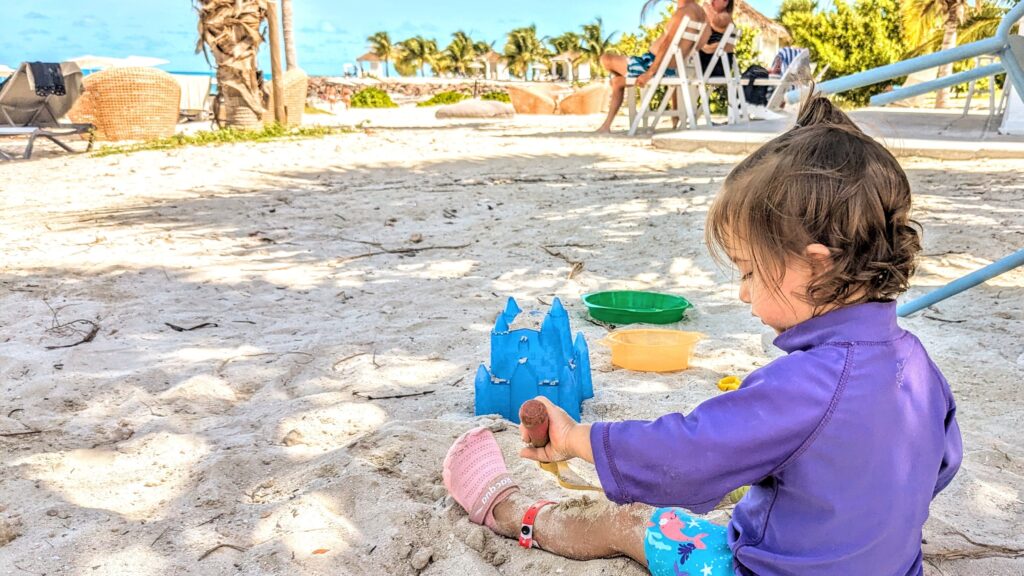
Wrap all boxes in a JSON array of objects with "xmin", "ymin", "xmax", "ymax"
[{"xmin": 591, "ymin": 302, "xmax": 962, "ymax": 576}]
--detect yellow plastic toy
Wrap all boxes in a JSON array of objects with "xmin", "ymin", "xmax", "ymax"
[
  {"xmin": 599, "ymin": 329, "xmax": 702, "ymax": 373},
  {"xmin": 717, "ymin": 375, "xmax": 742, "ymax": 392}
]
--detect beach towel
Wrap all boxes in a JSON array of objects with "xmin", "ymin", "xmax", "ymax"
[
  {"xmin": 175, "ymin": 75, "xmax": 212, "ymax": 115},
  {"xmin": 28, "ymin": 62, "xmax": 65, "ymax": 97}
]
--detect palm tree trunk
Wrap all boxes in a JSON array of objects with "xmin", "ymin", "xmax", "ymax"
[
  {"xmin": 196, "ymin": 0, "xmax": 269, "ymax": 129},
  {"xmin": 281, "ymin": 0, "xmax": 297, "ymax": 69},
  {"xmin": 385, "ymin": 59, "xmax": 391, "ymax": 78},
  {"xmin": 934, "ymin": 16, "xmax": 959, "ymax": 109}
]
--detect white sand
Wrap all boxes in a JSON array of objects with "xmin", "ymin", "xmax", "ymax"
[{"xmin": 1, "ymin": 108, "xmax": 1022, "ymax": 575}]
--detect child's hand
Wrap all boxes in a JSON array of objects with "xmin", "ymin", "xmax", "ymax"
[
  {"xmin": 518, "ymin": 396, "xmax": 580, "ymax": 463},
  {"xmin": 636, "ymin": 70, "xmax": 654, "ymax": 87}
]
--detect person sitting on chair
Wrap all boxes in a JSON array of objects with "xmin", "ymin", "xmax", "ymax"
[
  {"xmin": 596, "ymin": 0, "xmax": 707, "ymax": 133},
  {"xmin": 769, "ymin": 46, "xmax": 808, "ymax": 77},
  {"xmin": 698, "ymin": 0, "xmax": 735, "ymax": 78}
]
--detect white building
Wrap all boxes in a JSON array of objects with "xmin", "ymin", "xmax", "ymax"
[
  {"xmin": 357, "ymin": 52, "xmax": 384, "ymax": 78},
  {"xmin": 475, "ymin": 52, "xmax": 510, "ymax": 81},
  {"xmin": 550, "ymin": 51, "xmax": 592, "ymax": 82}
]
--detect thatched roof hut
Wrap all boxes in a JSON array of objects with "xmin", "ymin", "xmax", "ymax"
[{"xmin": 734, "ymin": 0, "xmax": 792, "ymax": 66}]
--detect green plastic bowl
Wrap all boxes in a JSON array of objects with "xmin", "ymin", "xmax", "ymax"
[{"xmin": 582, "ymin": 291, "xmax": 693, "ymax": 325}]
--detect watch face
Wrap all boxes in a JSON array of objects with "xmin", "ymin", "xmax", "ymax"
[{"xmin": 521, "ymin": 525, "xmax": 532, "ymax": 537}]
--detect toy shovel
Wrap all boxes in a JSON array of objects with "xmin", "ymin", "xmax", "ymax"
[{"xmin": 520, "ymin": 400, "xmax": 602, "ymax": 492}]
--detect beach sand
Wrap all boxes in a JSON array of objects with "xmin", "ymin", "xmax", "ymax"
[{"xmin": 0, "ymin": 109, "xmax": 1022, "ymax": 575}]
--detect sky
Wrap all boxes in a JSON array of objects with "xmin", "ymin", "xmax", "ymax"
[{"xmin": 2, "ymin": 1, "xmax": 784, "ymax": 76}]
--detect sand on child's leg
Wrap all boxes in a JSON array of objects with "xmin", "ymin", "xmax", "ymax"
[{"xmin": 490, "ymin": 492, "xmax": 651, "ymax": 565}]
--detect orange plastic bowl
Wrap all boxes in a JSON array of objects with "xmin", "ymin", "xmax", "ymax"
[{"xmin": 599, "ymin": 329, "xmax": 702, "ymax": 372}]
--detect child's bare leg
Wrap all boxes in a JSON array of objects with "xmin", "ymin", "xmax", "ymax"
[{"xmin": 489, "ymin": 492, "xmax": 650, "ymax": 565}]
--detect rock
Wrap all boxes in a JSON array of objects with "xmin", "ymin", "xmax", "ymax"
[
  {"xmin": 282, "ymin": 429, "xmax": 306, "ymax": 446},
  {"xmin": 410, "ymin": 547, "xmax": 433, "ymax": 570},
  {"xmin": 431, "ymin": 485, "xmax": 446, "ymax": 501},
  {"xmin": 0, "ymin": 519, "xmax": 22, "ymax": 547},
  {"xmin": 465, "ymin": 526, "xmax": 486, "ymax": 552},
  {"xmin": 435, "ymin": 100, "xmax": 515, "ymax": 119}
]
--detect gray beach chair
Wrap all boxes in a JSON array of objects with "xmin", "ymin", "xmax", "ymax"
[{"xmin": 0, "ymin": 62, "xmax": 93, "ymax": 160}]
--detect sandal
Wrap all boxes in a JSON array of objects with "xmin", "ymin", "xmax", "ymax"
[{"xmin": 443, "ymin": 427, "xmax": 519, "ymax": 530}]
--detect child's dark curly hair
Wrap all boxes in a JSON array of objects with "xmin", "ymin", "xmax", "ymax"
[{"xmin": 705, "ymin": 94, "xmax": 922, "ymax": 308}]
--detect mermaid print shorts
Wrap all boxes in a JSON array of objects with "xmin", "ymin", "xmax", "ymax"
[{"xmin": 644, "ymin": 507, "xmax": 734, "ymax": 576}]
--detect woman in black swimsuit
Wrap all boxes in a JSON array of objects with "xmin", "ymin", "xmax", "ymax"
[{"xmin": 699, "ymin": 0, "xmax": 735, "ymax": 77}]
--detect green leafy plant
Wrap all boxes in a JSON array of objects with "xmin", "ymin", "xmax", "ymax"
[
  {"xmin": 92, "ymin": 124, "xmax": 355, "ymax": 157},
  {"xmin": 481, "ymin": 91, "xmax": 511, "ymax": 103},
  {"xmin": 780, "ymin": 0, "xmax": 909, "ymax": 106},
  {"xmin": 350, "ymin": 86, "xmax": 398, "ymax": 108},
  {"xmin": 417, "ymin": 90, "xmax": 469, "ymax": 107}
]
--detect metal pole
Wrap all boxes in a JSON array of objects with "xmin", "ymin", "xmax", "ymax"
[
  {"xmin": 897, "ymin": 248, "xmax": 1024, "ymax": 317},
  {"xmin": 870, "ymin": 63, "xmax": 1006, "ymax": 106}
]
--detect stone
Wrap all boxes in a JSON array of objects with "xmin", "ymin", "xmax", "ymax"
[{"xmin": 410, "ymin": 547, "xmax": 433, "ymax": 570}]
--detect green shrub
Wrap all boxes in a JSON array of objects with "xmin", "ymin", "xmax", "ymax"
[
  {"xmin": 417, "ymin": 91, "xmax": 469, "ymax": 107},
  {"xmin": 481, "ymin": 91, "xmax": 511, "ymax": 103},
  {"xmin": 92, "ymin": 124, "xmax": 356, "ymax": 157},
  {"xmin": 350, "ymin": 87, "xmax": 398, "ymax": 108}
]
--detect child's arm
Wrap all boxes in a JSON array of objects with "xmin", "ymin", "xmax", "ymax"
[
  {"xmin": 585, "ymin": 351, "xmax": 847, "ymax": 513},
  {"xmin": 933, "ymin": 397, "xmax": 963, "ymax": 496}
]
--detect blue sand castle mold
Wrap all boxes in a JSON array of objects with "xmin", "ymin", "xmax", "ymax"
[{"xmin": 474, "ymin": 297, "xmax": 594, "ymax": 424}]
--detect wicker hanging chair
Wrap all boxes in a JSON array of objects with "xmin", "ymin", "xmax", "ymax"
[
  {"xmin": 69, "ymin": 68, "xmax": 180, "ymax": 141},
  {"xmin": 264, "ymin": 68, "xmax": 308, "ymax": 127}
]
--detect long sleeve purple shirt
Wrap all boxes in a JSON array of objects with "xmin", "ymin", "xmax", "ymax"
[{"xmin": 591, "ymin": 302, "xmax": 962, "ymax": 575}]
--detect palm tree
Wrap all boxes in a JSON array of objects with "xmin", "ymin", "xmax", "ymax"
[
  {"xmin": 550, "ymin": 32, "xmax": 582, "ymax": 55},
  {"xmin": 399, "ymin": 36, "xmax": 441, "ymax": 77},
  {"xmin": 280, "ymin": 0, "xmax": 297, "ymax": 69},
  {"xmin": 906, "ymin": 0, "xmax": 1014, "ymax": 56},
  {"xmin": 581, "ymin": 18, "xmax": 616, "ymax": 77},
  {"xmin": 474, "ymin": 40, "xmax": 494, "ymax": 56},
  {"xmin": 195, "ymin": 0, "xmax": 269, "ymax": 129},
  {"xmin": 446, "ymin": 31, "xmax": 479, "ymax": 76},
  {"xmin": 504, "ymin": 25, "xmax": 549, "ymax": 79},
  {"xmin": 368, "ymin": 31, "xmax": 396, "ymax": 77},
  {"xmin": 902, "ymin": 0, "xmax": 971, "ymax": 108}
]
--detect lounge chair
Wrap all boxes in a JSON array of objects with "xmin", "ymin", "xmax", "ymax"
[
  {"xmin": 0, "ymin": 62, "xmax": 93, "ymax": 160},
  {"xmin": 692, "ymin": 24, "xmax": 748, "ymax": 125},
  {"xmin": 626, "ymin": 16, "xmax": 707, "ymax": 135},
  {"xmin": 174, "ymin": 74, "xmax": 214, "ymax": 122}
]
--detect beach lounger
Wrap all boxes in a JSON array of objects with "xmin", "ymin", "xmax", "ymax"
[
  {"xmin": 626, "ymin": 17, "xmax": 707, "ymax": 135},
  {"xmin": 0, "ymin": 62, "xmax": 92, "ymax": 160},
  {"xmin": 174, "ymin": 74, "xmax": 214, "ymax": 122}
]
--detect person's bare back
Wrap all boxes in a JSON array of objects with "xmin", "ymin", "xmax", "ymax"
[{"xmin": 649, "ymin": 1, "xmax": 707, "ymax": 62}]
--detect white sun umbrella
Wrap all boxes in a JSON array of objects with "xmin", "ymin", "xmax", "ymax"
[
  {"xmin": 68, "ymin": 55, "xmax": 169, "ymax": 70},
  {"xmin": 120, "ymin": 55, "xmax": 170, "ymax": 68},
  {"xmin": 68, "ymin": 55, "xmax": 125, "ymax": 70}
]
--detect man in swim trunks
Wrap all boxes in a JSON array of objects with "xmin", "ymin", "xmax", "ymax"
[{"xmin": 597, "ymin": 0, "xmax": 707, "ymax": 133}]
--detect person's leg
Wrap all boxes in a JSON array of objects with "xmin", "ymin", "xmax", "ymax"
[
  {"xmin": 490, "ymin": 492, "xmax": 650, "ymax": 564},
  {"xmin": 443, "ymin": 427, "xmax": 649, "ymax": 566},
  {"xmin": 598, "ymin": 54, "xmax": 630, "ymax": 133}
]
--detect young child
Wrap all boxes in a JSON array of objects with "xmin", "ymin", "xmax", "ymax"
[{"xmin": 443, "ymin": 95, "xmax": 963, "ymax": 575}]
